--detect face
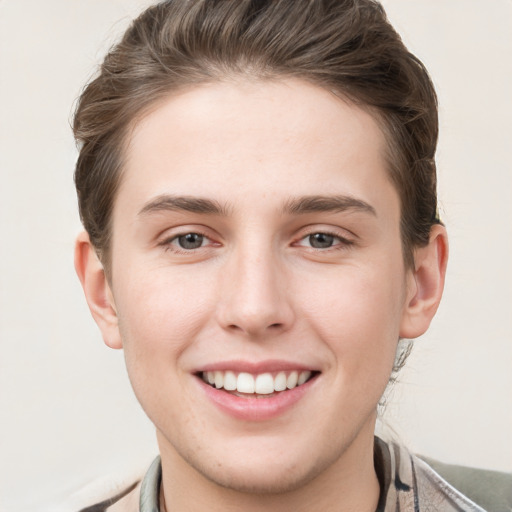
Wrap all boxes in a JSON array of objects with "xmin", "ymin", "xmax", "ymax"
[{"xmin": 107, "ymin": 79, "xmax": 415, "ymax": 493}]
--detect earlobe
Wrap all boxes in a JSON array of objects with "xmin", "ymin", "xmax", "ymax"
[
  {"xmin": 74, "ymin": 231, "xmax": 123, "ymax": 349},
  {"xmin": 400, "ymin": 224, "xmax": 449, "ymax": 339}
]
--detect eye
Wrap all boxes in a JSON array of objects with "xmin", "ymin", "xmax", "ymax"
[
  {"xmin": 295, "ymin": 231, "xmax": 353, "ymax": 250},
  {"xmin": 307, "ymin": 233, "xmax": 335, "ymax": 249},
  {"xmin": 159, "ymin": 232, "xmax": 211, "ymax": 252},
  {"xmin": 157, "ymin": 228, "xmax": 221, "ymax": 257},
  {"xmin": 174, "ymin": 232, "xmax": 205, "ymax": 250}
]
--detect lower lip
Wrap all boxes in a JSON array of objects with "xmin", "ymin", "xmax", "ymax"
[{"xmin": 197, "ymin": 375, "xmax": 318, "ymax": 421}]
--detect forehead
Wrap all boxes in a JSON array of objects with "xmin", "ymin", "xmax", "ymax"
[{"xmin": 118, "ymin": 79, "xmax": 395, "ymax": 214}]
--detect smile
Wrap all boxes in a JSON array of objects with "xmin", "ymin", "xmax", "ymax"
[
  {"xmin": 201, "ymin": 370, "xmax": 314, "ymax": 396},
  {"xmin": 195, "ymin": 361, "xmax": 320, "ymax": 420}
]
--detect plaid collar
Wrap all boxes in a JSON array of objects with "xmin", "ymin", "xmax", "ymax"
[
  {"xmin": 139, "ymin": 456, "xmax": 161, "ymax": 512},
  {"xmin": 138, "ymin": 437, "xmax": 484, "ymax": 512}
]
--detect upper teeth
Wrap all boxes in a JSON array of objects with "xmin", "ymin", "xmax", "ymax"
[{"xmin": 202, "ymin": 370, "xmax": 312, "ymax": 394}]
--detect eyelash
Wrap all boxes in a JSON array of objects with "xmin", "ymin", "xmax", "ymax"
[
  {"xmin": 158, "ymin": 229, "xmax": 354, "ymax": 254},
  {"xmin": 159, "ymin": 230, "xmax": 216, "ymax": 254},
  {"xmin": 293, "ymin": 230, "xmax": 355, "ymax": 251}
]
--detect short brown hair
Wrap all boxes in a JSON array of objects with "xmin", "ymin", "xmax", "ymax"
[{"xmin": 74, "ymin": 0, "xmax": 440, "ymax": 272}]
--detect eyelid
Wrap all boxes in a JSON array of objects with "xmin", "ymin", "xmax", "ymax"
[
  {"xmin": 156, "ymin": 225, "xmax": 221, "ymax": 252},
  {"xmin": 154, "ymin": 224, "xmax": 355, "ymax": 253},
  {"xmin": 292, "ymin": 226, "xmax": 356, "ymax": 250},
  {"xmin": 294, "ymin": 224, "xmax": 355, "ymax": 240}
]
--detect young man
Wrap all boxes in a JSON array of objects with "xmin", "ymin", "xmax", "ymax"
[{"xmin": 72, "ymin": 1, "xmax": 509, "ymax": 510}]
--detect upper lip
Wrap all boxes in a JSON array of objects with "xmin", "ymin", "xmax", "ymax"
[{"xmin": 194, "ymin": 359, "xmax": 320, "ymax": 374}]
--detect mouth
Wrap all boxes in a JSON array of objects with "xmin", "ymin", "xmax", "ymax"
[{"xmin": 197, "ymin": 369, "xmax": 319, "ymax": 398}]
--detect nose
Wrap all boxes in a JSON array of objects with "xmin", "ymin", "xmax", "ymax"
[{"xmin": 215, "ymin": 247, "xmax": 295, "ymax": 338}]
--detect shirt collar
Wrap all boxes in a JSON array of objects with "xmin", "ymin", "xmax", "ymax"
[
  {"xmin": 138, "ymin": 437, "xmax": 407, "ymax": 512},
  {"xmin": 139, "ymin": 455, "xmax": 161, "ymax": 512}
]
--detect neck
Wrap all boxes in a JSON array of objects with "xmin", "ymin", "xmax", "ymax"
[{"xmin": 157, "ymin": 424, "xmax": 380, "ymax": 512}]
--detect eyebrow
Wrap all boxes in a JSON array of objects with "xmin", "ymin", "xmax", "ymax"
[
  {"xmin": 138, "ymin": 195, "xmax": 231, "ymax": 217},
  {"xmin": 138, "ymin": 193, "xmax": 376, "ymax": 218},
  {"xmin": 282, "ymin": 195, "xmax": 377, "ymax": 216}
]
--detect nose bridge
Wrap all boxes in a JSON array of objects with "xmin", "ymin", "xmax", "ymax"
[{"xmin": 216, "ymin": 236, "xmax": 294, "ymax": 336}]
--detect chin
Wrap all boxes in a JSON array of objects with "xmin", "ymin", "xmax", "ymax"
[
  {"xmin": 195, "ymin": 456, "xmax": 326, "ymax": 495},
  {"xmin": 170, "ymin": 432, "xmax": 343, "ymax": 497}
]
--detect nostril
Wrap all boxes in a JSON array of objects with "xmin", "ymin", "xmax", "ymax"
[{"xmin": 226, "ymin": 323, "xmax": 282, "ymax": 332}]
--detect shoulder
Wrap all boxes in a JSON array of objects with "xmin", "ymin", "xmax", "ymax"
[
  {"xmin": 56, "ymin": 461, "xmax": 150, "ymax": 512},
  {"xmin": 76, "ymin": 481, "xmax": 141, "ymax": 512},
  {"xmin": 377, "ymin": 436, "xmax": 511, "ymax": 512},
  {"xmin": 59, "ymin": 457, "xmax": 161, "ymax": 512},
  {"xmin": 417, "ymin": 455, "xmax": 512, "ymax": 512}
]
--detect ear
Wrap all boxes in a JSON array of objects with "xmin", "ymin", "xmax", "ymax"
[
  {"xmin": 74, "ymin": 231, "xmax": 122, "ymax": 349},
  {"xmin": 400, "ymin": 224, "xmax": 449, "ymax": 339}
]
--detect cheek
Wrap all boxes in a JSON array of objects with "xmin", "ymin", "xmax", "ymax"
[
  {"xmin": 117, "ymin": 263, "xmax": 212, "ymax": 331},
  {"xmin": 303, "ymin": 262, "xmax": 404, "ymax": 325},
  {"xmin": 297, "ymin": 262, "xmax": 405, "ymax": 373},
  {"xmin": 113, "ymin": 266, "xmax": 219, "ymax": 377},
  {"xmin": 113, "ymin": 270, "xmax": 212, "ymax": 424}
]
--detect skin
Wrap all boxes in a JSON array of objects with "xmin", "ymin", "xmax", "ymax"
[{"xmin": 75, "ymin": 79, "xmax": 448, "ymax": 512}]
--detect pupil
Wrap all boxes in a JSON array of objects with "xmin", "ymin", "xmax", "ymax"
[
  {"xmin": 309, "ymin": 233, "xmax": 334, "ymax": 248},
  {"xmin": 178, "ymin": 233, "xmax": 203, "ymax": 249}
]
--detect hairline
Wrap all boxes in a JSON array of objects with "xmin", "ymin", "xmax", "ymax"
[{"xmin": 97, "ymin": 76, "xmax": 418, "ymax": 279}]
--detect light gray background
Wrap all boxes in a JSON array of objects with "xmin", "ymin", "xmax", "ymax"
[{"xmin": 0, "ymin": 1, "xmax": 511, "ymax": 511}]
